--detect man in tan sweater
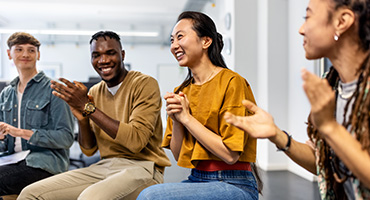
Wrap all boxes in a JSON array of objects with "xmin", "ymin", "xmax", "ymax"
[{"xmin": 18, "ymin": 31, "xmax": 171, "ymax": 200}]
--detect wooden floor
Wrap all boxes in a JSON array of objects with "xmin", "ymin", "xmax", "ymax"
[{"xmin": 259, "ymin": 170, "xmax": 321, "ymax": 200}]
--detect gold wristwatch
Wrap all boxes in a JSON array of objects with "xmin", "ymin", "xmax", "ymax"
[{"xmin": 82, "ymin": 102, "xmax": 96, "ymax": 117}]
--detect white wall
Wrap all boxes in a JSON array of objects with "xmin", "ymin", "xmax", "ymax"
[
  {"xmin": 0, "ymin": 36, "xmax": 176, "ymax": 82},
  {"xmin": 266, "ymin": 0, "xmax": 290, "ymax": 170},
  {"xmin": 287, "ymin": 0, "xmax": 316, "ymax": 181}
]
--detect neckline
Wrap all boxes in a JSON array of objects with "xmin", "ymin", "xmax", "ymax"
[
  {"xmin": 337, "ymin": 79, "xmax": 357, "ymax": 100},
  {"xmin": 192, "ymin": 68, "xmax": 225, "ymax": 86}
]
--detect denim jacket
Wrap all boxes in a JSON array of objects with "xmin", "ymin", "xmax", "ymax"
[{"xmin": 0, "ymin": 71, "xmax": 74, "ymax": 174}]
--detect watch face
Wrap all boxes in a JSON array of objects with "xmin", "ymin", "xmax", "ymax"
[
  {"xmin": 85, "ymin": 102, "xmax": 95, "ymax": 112},
  {"xmin": 86, "ymin": 104, "xmax": 94, "ymax": 111},
  {"xmin": 83, "ymin": 102, "xmax": 95, "ymax": 117}
]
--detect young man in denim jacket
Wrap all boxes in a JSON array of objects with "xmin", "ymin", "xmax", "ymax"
[{"xmin": 0, "ymin": 32, "xmax": 74, "ymax": 196}]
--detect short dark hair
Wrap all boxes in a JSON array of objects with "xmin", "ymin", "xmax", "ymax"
[
  {"xmin": 7, "ymin": 32, "xmax": 41, "ymax": 50},
  {"xmin": 89, "ymin": 31, "xmax": 122, "ymax": 49}
]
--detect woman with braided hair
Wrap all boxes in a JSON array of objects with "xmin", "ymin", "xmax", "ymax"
[{"xmin": 225, "ymin": 0, "xmax": 370, "ymax": 199}]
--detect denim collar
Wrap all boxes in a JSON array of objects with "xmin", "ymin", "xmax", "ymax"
[{"xmin": 10, "ymin": 71, "xmax": 45, "ymax": 87}]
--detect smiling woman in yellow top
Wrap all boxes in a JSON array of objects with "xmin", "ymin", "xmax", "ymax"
[{"xmin": 137, "ymin": 11, "xmax": 262, "ymax": 200}]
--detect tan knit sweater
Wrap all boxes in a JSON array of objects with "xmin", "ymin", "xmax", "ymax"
[{"xmin": 81, "ymin": 71, "xmax": 171, "ymax": 171}]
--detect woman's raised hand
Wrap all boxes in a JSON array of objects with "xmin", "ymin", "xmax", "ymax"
[
  {"xmin": 164, "ymin": 92, "xmax": 191, "ymax": 123},
  {"xmin": 301, "ymin": 68, "xmax": 336, "ymax": 134},
  {"xmin": 224, "ymin": 100, "xmax": 278, "ymax": 139}
]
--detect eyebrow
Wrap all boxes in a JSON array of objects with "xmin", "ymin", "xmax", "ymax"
[
  {"xmin": 106, "ymin": 49, "xmax": 116, "ymax": 53},
  {"xmin": 91, "ymin": 49, "xmax": 116, "ymax": 54},
  {"xmin": 14, "ymin": 45, "xmax": 36, "ymax": 49},
  {"xmin": 171, "ymin": 30, "xmax": 182, "ymax": 38}
]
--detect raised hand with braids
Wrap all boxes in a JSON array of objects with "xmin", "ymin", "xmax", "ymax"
[{"xmin": 225, "ymin": 0, "xmax": 370, "ymax": 199}]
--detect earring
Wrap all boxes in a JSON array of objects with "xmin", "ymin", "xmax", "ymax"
[{"xmin": 334, "ymin": 33, "xmax": 340, "ymax": 41}]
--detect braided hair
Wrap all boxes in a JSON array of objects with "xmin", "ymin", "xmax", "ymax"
[
  {"xmin": 307, "ymin": 0, "xmax": 370, "ymax": 198},
  {"xmin": 89, "ymin": 31, "xmax": 122, "ymax": 49}
]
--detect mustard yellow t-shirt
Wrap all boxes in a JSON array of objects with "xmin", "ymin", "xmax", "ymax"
[{"xmin": 162, "ymin": 68, "xmax": 257, "ymax": 168}]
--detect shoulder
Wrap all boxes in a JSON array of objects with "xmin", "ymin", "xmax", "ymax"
[
  {"xmin": 26, "ymin": 73, "xmax": 53, "ymax": 92},
  {"xmin": 218, "ymin": 68, "xmax": 248, "ymax": 86},
  {"xmin": 126, "ymin": 71, "xmax": 159, "ymax": 91},
  {"xmin": 88, "ymin": 80, "xmax": 105, "ymax": 95},
  {"xmin": 35, "ymin": 71, "xmax": 51, "ymax": 84},
  {"xmin": 0, "ymin": 84, "xmax": 13, "ymax": 100},
  {"xmin": 30, "ymin": 72, "xmax": 54, "ymax": 93},
  {"xmin": 1, "ymin": 84, "xmax": 13, "ymax": 94},
  {"xmin": 128, "ymin": 71, "xmax": 157, "ymax": 84}
]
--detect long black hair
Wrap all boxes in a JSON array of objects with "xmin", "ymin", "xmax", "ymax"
[
  {"xmin": 173, "ymin": 11, "xmax": 263, "ymax": 194},
  {"xmin": 175, "ymin": 11, "xmax": 227, "ymax": 93}
]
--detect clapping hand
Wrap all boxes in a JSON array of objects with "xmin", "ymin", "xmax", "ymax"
[
  {"xmin": 51, "ymin": 78, "xmax": 90, "ymax": 120},
  {"xmin": 301, "ymin": 68, "xmax": 336, "ymax": 133},
  {"xmin": 224, "ymin": 100, "xmax": 278, "ymax": 139}
]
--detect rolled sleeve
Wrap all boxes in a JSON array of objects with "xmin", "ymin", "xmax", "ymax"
[{"xmin": 218, "ymin": 76, "xmax": 255, "ymax": 152}]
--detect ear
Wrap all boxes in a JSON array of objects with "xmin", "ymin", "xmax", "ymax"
[
  {"xmin": 333, "ymin": 8, "xmax": 355, "ymax": 35},
  {"xmin": 202, "ymin": 36, "xmax": 213, "ymax": 49},
  {"xmin": 37, "ymin": 51, "xmax": 40, "ymax": 61},
  {"xmin": 7, "ymin": 49, "xmax": 11, "ymax": 60}
]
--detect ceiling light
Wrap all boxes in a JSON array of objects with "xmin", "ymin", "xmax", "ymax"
[{"xmin": 0, "ymin": 29, "xmax": 159, "ymax": 37}]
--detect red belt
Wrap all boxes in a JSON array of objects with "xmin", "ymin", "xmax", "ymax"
[{"xmin": 196, "ymin": 160, "xmax": 251, "ymax": 171}]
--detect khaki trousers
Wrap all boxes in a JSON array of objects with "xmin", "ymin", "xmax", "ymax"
[{"xmin": 18, "ymin": 158, "xmax": 163, "ymax": 200}]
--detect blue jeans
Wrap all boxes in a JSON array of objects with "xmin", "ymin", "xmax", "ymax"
[
  {"xmin": 0, "ymin": 160, "xmax": 52, "ymax": 195},
  {"xmin": 138, "ymin": 169, "xmax": 258, "ymax": 200}
]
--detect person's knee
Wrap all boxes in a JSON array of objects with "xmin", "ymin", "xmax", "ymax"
[
  {"xmin": 136, "ymin": 185, "xmax": 163, "ymax": 200},
  {"xmin": 136, "ymin": 187, "xmax": 151, "ymax": 200},
  {"xmin": 17, "ymin": 184, "xmax": 37, "ymax": 200}
]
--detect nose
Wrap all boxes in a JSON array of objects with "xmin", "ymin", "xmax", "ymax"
[
  {"xmin": 298, "ymin": 23, "xmax": 305, "ymax": 36},
  {"xmin": 98, "ymin": 54, "xmax": 108, "ymax": 64},
  {"xmin": 22, "ymin": 50, "xmax": 30, "ymax": 57},
  {"xmin": 171, "ymin": 40, "xmax": 179, "ymax": 53}
]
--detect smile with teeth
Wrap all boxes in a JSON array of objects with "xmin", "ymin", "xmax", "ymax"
[
  {"xmin": 100, "ymin": 67, "xmax": 113, "ymax": 73},
  {"xmin": 176, "ymin": 52, "xmax": 184, "ymax": 59}
]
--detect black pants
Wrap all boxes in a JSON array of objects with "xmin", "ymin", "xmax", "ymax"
[{"xmin": 0, "ymin": 160, "xmax": 52, "ymax": 195}]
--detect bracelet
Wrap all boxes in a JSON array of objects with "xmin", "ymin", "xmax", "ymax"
[{"xmin": 276, "ymin": 130, "xmax": 292, "ymax": 152}]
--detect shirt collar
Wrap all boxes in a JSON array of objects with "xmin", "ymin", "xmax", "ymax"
[{"xmin": 10, "ymin": 71, "xmax": 45, "ymax": 87}]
